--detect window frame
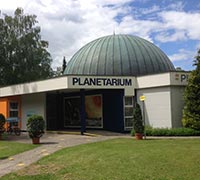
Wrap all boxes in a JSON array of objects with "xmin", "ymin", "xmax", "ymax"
[
  {"xmin": 124, "ymin": 96, "xmax": 134, "ymax": 130},
  {"xmin": 9, "ymin": 101, "xmax": 19, "ymax": 118}
]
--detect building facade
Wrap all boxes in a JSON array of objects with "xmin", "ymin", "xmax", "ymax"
[{"xmin": 0, "ymin": 34, "xmax": 189, "ymax": 132}]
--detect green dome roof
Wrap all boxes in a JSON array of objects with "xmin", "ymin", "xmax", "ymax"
[{"xmin": 64, "ymin": 34, "xmax": 175, "ymax": 76}]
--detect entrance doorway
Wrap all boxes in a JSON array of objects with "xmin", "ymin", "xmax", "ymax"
[
  {"xmin": 64, "ymin": 97, "xmax": 81, "ymax": 127},
  {"xmin": 85, "ymin": 95, "xmax": 103, "ymax": 128},
  {"xmin": 63, "ymin": 95, "xmax": 103, "ymax": 128}
]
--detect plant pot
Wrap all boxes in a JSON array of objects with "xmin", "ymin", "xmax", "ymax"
[
  {"xmin": 32, "ymin": 137, "xmax": 40, "ymax": 144},
  {"xmin": 135, "ymin": 133, "xmax": 143, "ymax": 140}
]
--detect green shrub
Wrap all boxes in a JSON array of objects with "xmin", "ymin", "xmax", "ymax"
[
  {"xmin": 27, "ymin": 115, "xmax": 45, "ymax": 138},
  {"xmin": 182, "ymin": 111, "xmax": 200, "ymax": 130},
  {"xmin": 132, "ymin": 103, "xmax": 144, "ymax": 134},
  {"xmin": 130, "ymin": 129, "xmax": 135, "ymax": 136},
  {"xmin": 0, "ymin": 113, "xmax": 6, "ymax": 133},
  {"xmin": 131, "ymin": 126, "xmax": 200, "ymax": 136}
]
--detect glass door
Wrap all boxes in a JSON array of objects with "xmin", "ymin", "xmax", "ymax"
[
  {"xmin": 64, "ymin": 97, "xmax": 80, "ymax": 127},
  {"xmin": 85, "ymin": 95, "xmax": 103, "ymax": 128}
]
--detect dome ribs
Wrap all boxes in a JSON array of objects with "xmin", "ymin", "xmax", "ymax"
[
  {"xmin": 113, "ymin": 35, "xmax": 122, "ymax": 75},
  {"xmin": 64, "ymin": 34, "xmax": 175, "ymax": 76},
  {"xmin": 124, "ymin": 35, "xmax": 140, "ymax": 75},
  {"xmin": 128, "ymin": 35, "xmax": 148, "ymax": 75},
  {"xmin": 96, "ymin": 36, "xmax": 108, "ymax": 75},
  {"xmin": 105, "ymin": 35, "xmax": 114, "ymax": 75},
  {"xmin": 73, "ymin": 42, "xmax": 92, "ymax": 74},
  {"xmin": 86, "ymin": 38, "xmax": 102, "ymax": 75},
  {"xmin": 121, "ymin": 35, "xmax": 133, "ymax": 75},
  {"xmin": 135, "ymin": 36, "xmax": 156, "ymax": 75}
]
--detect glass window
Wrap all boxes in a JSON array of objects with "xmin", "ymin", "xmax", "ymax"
[
  {"xmin": 124, "ymin": 97, "xmax": 133, "ymax": 106},
  {"xmin": 124, "ymin": 96, "xmax": 134, "ymax": 129},
  {"xmin": 9, "ymin": 102, "xmax": 19, "ymax": 117},
  {"xmin": 125, "ymin": 117, "xmax": 133, "ymax": 127},
  {"xmin": 125, "ymin": 107, "xmax": 133, "ymax": 116}
]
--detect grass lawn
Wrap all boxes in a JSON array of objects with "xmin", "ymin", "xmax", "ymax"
[
  {"xmin": 1, "ymin": 138, "xmax": 200, "ymax": 180},
  {"xmin": 0, "ymin": 141, "xmax": 38, "ymax": 160}
]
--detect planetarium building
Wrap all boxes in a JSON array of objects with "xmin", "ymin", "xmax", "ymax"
[{"xmin": 0, "ymin": 34, "xmax": 189, "ymax": 133}]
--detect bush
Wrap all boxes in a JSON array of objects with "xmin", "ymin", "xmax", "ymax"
[
  {"xmin": 0, "ymin": 113, "xmax": 6, "ymax": 133},
  {"xmin": 131, "ymin": 126, "xmax": 200, "ymax": 136},
  {"xmin": 132, "ymin": 103, "xmax": 144, "ymax": 134},
  {"xmin": 130, "ymin": 129, "xmax": 135, "ymax": 136},
  {"xmin": 27, "ymin": 115, "xmax": 45, "ymax": 138},
  {"xmin": 182, "ymin": 111, "xmax": 200, "ymax": 130}
]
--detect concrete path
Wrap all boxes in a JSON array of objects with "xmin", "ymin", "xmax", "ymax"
[
  {"xmin": 1, "ymin": 132, "xmax": 198, "ymax": 178},
  {"xmin": 0, "ymin": 132, "xmax": 124, "ymax": 178}
]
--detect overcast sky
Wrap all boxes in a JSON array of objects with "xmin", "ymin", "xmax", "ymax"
[{"xmin": 0, "ymin": 0, "xmax": 200, "ymax": 71}]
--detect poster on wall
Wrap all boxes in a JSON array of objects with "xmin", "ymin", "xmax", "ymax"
[
  {"xmin": 64, "ymin": 97, "xmax": 80, "ymax": 127},
  {"xmin": 85, "ymin": 95, "xmax": 102, "ymax": 127}
]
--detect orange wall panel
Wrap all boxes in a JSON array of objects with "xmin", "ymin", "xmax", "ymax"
[
  {"xmin": 0, "ymin": 96, "xmax": 22, "ymax": 129},
  {"xmin": 0, "ymin": 98, "xmax": 8, "ymax": 118},
  {"xmin": 0, "ymin": 98, "xmax": 8, "ymax": 129}
]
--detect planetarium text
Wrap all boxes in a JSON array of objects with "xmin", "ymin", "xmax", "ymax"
[{"xmin": 72, "ymin": 77, "xmax": 132, "ymax": 86}]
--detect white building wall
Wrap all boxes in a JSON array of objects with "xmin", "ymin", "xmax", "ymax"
[
  {"xmin": 0, "ymin": 76, "xmax": 68, "ymax": 97},
  {"xmin": 170, "ymin": 86, "xmax": 185, "ymax": 127},
  {"xmin": 137, "ymin": 87, "xmax": 172, "ymax": 128},
  {"xmin": 21, "ymin": 93, "xmax": 46, "ymax": 130}
]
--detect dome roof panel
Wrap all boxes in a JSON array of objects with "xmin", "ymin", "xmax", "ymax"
[{"xmin": 64, "ymin": 34, "xmax": 175, "ymax": 76}]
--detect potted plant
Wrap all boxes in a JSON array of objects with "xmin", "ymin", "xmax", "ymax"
[
  {"xmin": 132, "ymin": 103, "xmax": 144, "ymax": 140},
  {"xmin": 0, "ymin": 113, "xmax": 6, "ymax": 140},
  {"xmin": 27, "ymin": 115, "xmax": 45, "ymax": 144}
]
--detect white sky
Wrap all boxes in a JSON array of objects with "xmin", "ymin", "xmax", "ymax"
[{"xmin": 0, "ymin": 0, "xmax": 200, "ymax": 70}]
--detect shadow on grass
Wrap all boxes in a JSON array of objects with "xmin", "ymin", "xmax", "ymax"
[
  {"xmin": 40, "ymin": 142, "xmax": 58, "ymax": 145},
  {"xmin": 0, "ymin": 156, "xmax": 9, "ymax": 160},
  {"xmin": 131, "ymin": 137, "xmax": 181, "ymax": 140}
]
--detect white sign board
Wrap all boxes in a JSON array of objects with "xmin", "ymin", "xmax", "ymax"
[
  {"xmin": 67, "ymin": 76, "xmax": 136, "ymax": 96},
  {"xmin": 170, "ymin": 72, "xmax": 190, "ymax": 86}
]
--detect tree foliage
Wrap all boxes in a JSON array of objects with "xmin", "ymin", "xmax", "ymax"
[
  {"xmin": 0, "ymin": 8, "xmax": 53, "ymax": 86},
  {"xmin": 133, "ymin": 103, "xmax": 144, "ymax": 133},
  {"xmin": 182, "ymin": 49, "xmax": 200, "ymax": 130},
  {"xmin": 62, "ymin": 56, "xmax": 66, "ymax": 74}
]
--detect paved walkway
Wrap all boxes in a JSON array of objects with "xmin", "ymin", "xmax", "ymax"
[
  {"xmin": 1, "ymin": 132, "xmax": 199, "ymax": 178},
  {"xmin": 0, "ymin": 132, "xmax": 126, "ymax": 178}
]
